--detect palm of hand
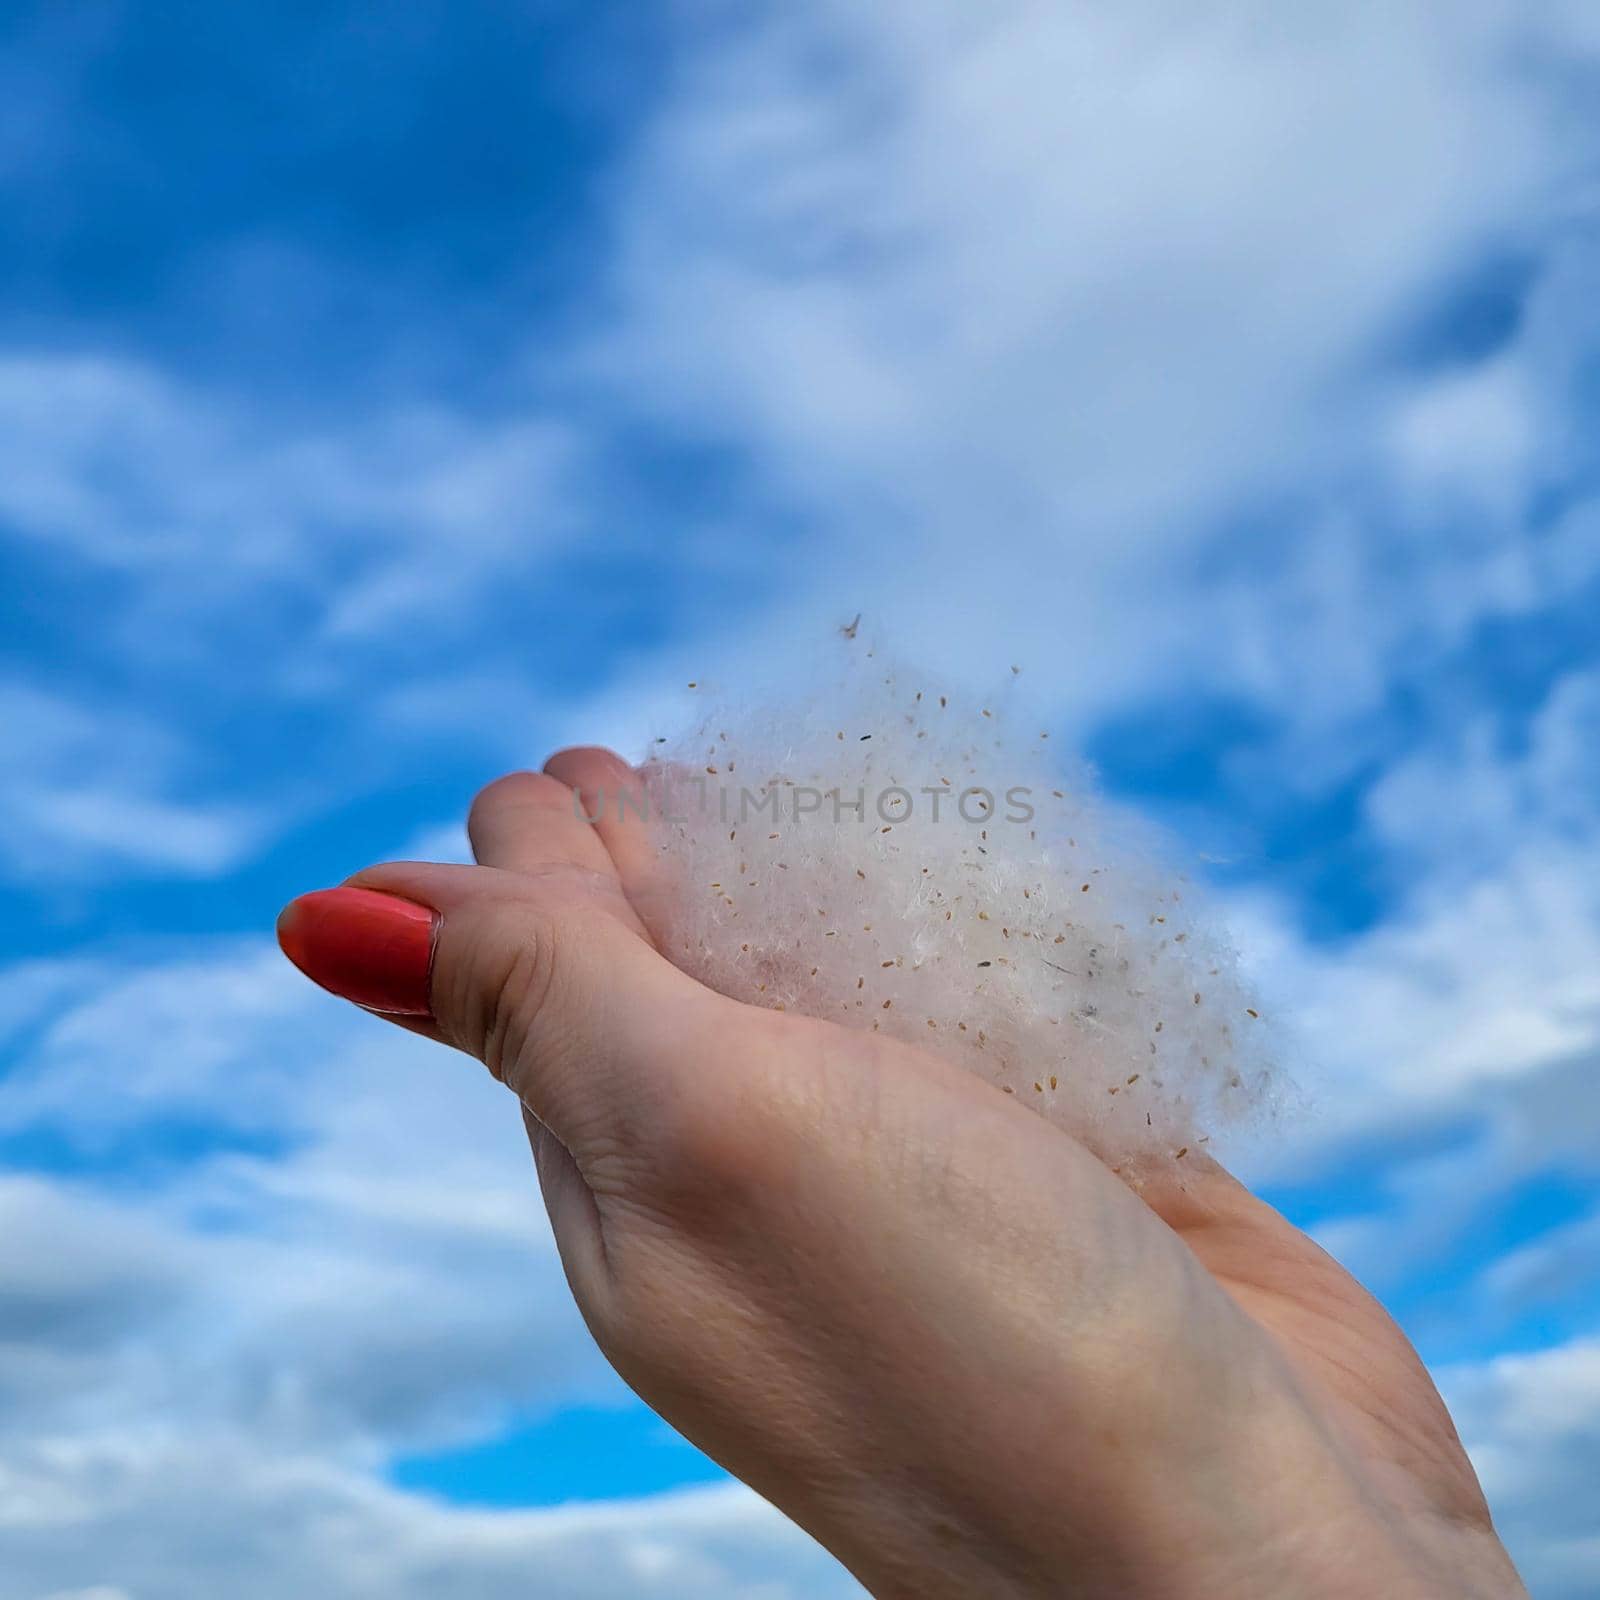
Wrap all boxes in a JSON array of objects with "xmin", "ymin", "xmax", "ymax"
[{"xmin": 358, "ymin": 749, "xmax": 1524, "ymax": 1600}]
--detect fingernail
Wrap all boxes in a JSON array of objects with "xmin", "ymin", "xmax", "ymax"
[{"xmin": 276, "ymin": 886, "xmax": 438, "ymax": 1017}]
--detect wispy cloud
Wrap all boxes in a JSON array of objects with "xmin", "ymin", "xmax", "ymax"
[
  {"xmin": 1444, "ymin": 1338, "xmax": 1600, "ymax": 1600},
  {"xmin": 3, "ymin": 2, "xmax": 1600, "ymax": 1593},
  {"xmin": 0, "ymin": 681, "xmax": 270, "ymax": 880}
]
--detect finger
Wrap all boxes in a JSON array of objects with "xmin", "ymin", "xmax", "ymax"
[
  {"xmin": 287, "ymin": 862, "xmax": 722, "ymax": 1167},
  {"xmin": 542, "ymin": 746, "xmax": 668, "ymax": 908},
  {"xmin": 467, "ymin": 769, "xmax": 619, "ymax": 880}
]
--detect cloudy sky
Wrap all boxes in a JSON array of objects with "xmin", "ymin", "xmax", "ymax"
[{"xmin": 2, "ymin": 1, "xmax": 1598, "ymax": 1594}]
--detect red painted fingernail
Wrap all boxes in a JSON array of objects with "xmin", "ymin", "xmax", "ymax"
[{"xmin": 276, "ymin": 887, "xmax": 438, "ymax": 1017}]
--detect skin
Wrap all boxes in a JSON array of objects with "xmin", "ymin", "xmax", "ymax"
[{"xmin": 344, "ymin": 747, "xmax": 1528, "ymax": 1599}]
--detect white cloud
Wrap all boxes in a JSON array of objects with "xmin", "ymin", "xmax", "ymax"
[
  {"xmin": 4, "ymin": 2, "xmax": 1600, "ymax": 1592},
  {"xmin": 1212, "ymin": 665, "xmax": 1600, "ymax": 1434},
  {"xmin": 0, "ymin": 935, "xmax": 863, "ymax": 1596},
  {"xmin": 1443, "ymin": 1339, "xmax": 1600, "ymax": 1600},
  {"xmin": 0, "ymin": 681, "xmax": 269, "ymax": 881},
  {"xmin": 0, "ymin": 353, "xmax": 585, "ymax": 645},
  {"xmin": 0, "ymin": 941, "xmax": 607, "ymax": 1444},
  {"xmin": 1386, "ymin": 356, "xmax": 1537, "ymax": 519},
  {"xmin": 1212, "ymin": 663, "xmax": 1600, "ymax": 1175},
  {"xmin": 1364, "ymin": 666, "xmax": 1600, "ymax": 876},
  {"xmin": 0, "ymin": 1442, "xmax": 859, "ymax": 1600},
  {"xmin": 0, "ymin": 944, "xmax": 319, "ymax": 1138},
  {"xmin": 577, "ymin": 0, "xmax": 1600, "ymax": 731},
  {"xmin": 1483, "ymin": 1207, "xmax": 1600, "ymax": 1311}
]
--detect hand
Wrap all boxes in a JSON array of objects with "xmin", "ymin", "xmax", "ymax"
[{"xmin": 279, "ymin": 749, "xmax": 1528, "ymax": 1600}]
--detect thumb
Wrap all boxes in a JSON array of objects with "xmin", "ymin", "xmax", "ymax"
[{"xmin": 277, "ymin": 861, "xmax": 721, "ymax": 1166}]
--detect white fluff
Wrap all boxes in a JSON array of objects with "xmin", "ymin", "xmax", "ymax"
[{"xmin": 635, "ymin": 636, "xmax": 1286, "ymax": 1169}]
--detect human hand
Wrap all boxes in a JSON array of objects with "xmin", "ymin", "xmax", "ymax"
[{"xmin": 278, "ymin": 748, "xmax": 1528, "ymax": 1600}]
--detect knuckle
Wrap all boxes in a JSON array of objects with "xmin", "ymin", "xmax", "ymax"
[
  {"xmin": 545, "ymin": 747, "xmax": 636, "ymax": 823},
  {"xmin": 486, "ymin": 943, "xmax": 561, "ymax": 1091},
  {"xmin": 466, "ymin": 770, "xmax": 569, "ymax": 843},
  {"xmin": 448, "ymin": 911, "xmax": 563, "ymax": 1090}
]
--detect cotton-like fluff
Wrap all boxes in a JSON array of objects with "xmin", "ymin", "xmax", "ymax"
[{"xmin": 635, "ymin": 640, "xmax": 1286, "ymax": 1169}]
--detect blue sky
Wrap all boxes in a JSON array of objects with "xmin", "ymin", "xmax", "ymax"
[{"xmin": 3, "ymin": 3, "xmax": 1600, "ymax": 1596}]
